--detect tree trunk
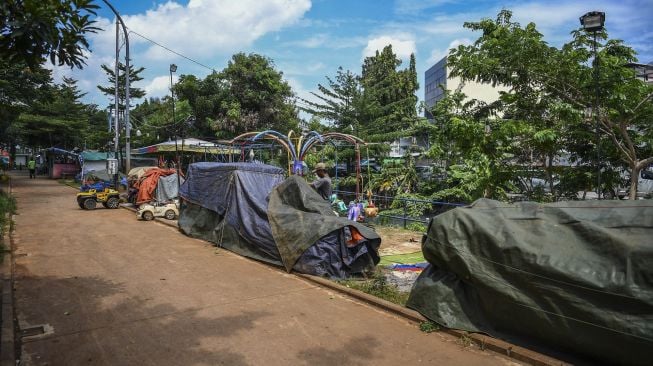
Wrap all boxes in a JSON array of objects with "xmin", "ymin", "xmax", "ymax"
[
  {"xmin": 546, "ymin": 152, "xmax": 555, "ymax": 199},
  {"xmin": 629, "ymin": 164, "xmax": 639, "ymax": 200}
]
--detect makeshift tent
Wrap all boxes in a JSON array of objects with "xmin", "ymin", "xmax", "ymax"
[
  {"xmin": 407, "ymin": 199, "xmax": 653, "ymax": 366},
  {"xmin": 79, "ymin": 151, "xmax": 109, "ymax": 171},
  {"xmin": 134, "ymin": 168, "xmax": 183, "ymax": 204},
  {"xmin": 45, "ymin": 147, "xmax": 79, "ymax": 178},
  {"xmin": 127, "ymin": 166, "xmax": 157, "ymax": 180},
  {"xmin": 178, "ymin": 162, "xmax": 380, "ymax": 278}
]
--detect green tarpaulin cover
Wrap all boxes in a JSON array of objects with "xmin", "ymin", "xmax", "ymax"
[{"xmin": 407, "ymin": 199, "xmax": 653, "ymax": 365}]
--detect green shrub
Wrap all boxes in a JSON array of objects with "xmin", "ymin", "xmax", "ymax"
[{"xmin": 339, "ymin": 270, "xmax": 410, "ymax": 306}]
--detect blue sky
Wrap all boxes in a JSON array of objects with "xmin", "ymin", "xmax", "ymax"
[{"xmin": 55, "ymin": 0, "xmax": 653, "ymax": 114}]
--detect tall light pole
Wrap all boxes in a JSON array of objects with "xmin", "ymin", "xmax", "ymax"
[
  {"xmin": 102, "ymin": 0, "xmax": 131, "ymax": 178},
  {"xmin": 169, "ymin": 63, "xmax": 180, "ymax": 190},
  {"xmin": 580, "ymin": 11, "xmax": 605, "ymax": 199}
]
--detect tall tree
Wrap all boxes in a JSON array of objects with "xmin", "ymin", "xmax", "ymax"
[
  {"xmin": 174, "ymin": 53, "xmax": 298, "ymax": 138},
  {"xmin": 1, "ymin": 0, "xmax": 100, "ymax": 69},
  {"xmin": 360, "ymin": 46, "xmax": 419, "ymax": 136},
  {"xmin": 97, "ymin": 62, "xmax": 146, "ymax": 112},
  {"xmin": 448, "ymin": 10, "xmax": 653, "ymax": 199},
  {"xmin": 299, "ymin": 67, "xmax": 365, "ymax": 132},
  {"xmin": 0, "ymin": 60, "xmax": 53, "ymax": 162},
  {"xmin": 17, "ymin": 77, "xmax": 90, "ymax": 148}
]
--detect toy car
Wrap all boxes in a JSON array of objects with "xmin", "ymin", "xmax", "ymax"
[
  {"xmin": 76, "ymin": 187, "xmax": 121, "ymax": 210},
  {"xmin": 137, "ymin": 201, "xmax": 179, "ymax": 221}
]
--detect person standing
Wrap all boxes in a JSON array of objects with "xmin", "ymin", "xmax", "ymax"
[
  {"xmin": 27, "ymin": 157, "xmax": 36, "ymax": 179},
  {"xmin": 310, "ymin": 162, "xmax": 332, "ymax": 200}
]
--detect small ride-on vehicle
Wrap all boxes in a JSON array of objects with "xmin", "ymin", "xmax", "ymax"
[
  {"xmin": 137, "ymin": 200, "xmax": 179, "ymax": 221},
  {"xmin": 76, "ymin": 182, "xmax": 121, "ymax": 210}
]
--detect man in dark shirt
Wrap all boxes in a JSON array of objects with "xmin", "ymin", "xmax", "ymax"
[{"xmin": 310, "ymin": 162, "xmax": 332, "ymax": 200}]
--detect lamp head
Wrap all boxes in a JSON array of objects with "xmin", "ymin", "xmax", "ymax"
[{"xmin": 580, "ymin": 11, "xmax": 605, "ymax": 32}]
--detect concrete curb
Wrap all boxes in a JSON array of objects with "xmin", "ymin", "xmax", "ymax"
[{"xmin": 0, "ymin": 177, "xmax": 15, "ymax": 365}]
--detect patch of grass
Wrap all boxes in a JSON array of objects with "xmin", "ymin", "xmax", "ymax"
[
  {"xmin": 379, "ymin": 251, "xmax": 425, "ymax": 266},
  {"xmin": 0, "ymin": 189, "xmax": 16, "ymax": 261},
  {"xmin": 457, "ymin": 333, "xmax": 476, "ymax": 348},
  {"xmin": 419, "ymin": 321, "xmax": 441, "ymax": 333},
  {"xmin": 339, "ymin": 270, "xmax": 410, "ymax": 306},
  {"xmin": 405, "ymin": 222, "xmax": 426, "ymax": 232}
]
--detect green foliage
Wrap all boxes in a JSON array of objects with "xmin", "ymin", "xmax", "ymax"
[
  {"xmin": 360, "ymin": 47, "xmax": 419, "ymax": 138},
  {"xmin": 16, "ymin": 77, "xmax": 90, "ymax": 149},
  {"xmin": 419, "ymin": 321, "xmax": 441, "ymax": 333},
  {"xmin": 339, "ymin": 270, "xmax": 410, "ymax": 306},
  {"xmin": 173, "ymin": 54, "xmax": 298, "ymax": 139},
  {"xmin": 447, "ymin": 9, "xmax": 653, "ymax": 200},
  {"xmin": 405, "ymin": 222, "xmax": 426, "ymax": 232},
  {"xmin": 97, "ymin": 62, "xmax": 147, "ymax": 111},
  {"xmin": 0, "ymin": 0, "xmax": 100, "ymax": 69},
  {"xmin": 0, "ymin": 189, "xmax": 16, "ymax": 239},
  {"xmin": 0, "ymin": 60, "xmax": 53, "ymax": 147},
  {"xmin": 299, "ymin": 67, "xmax": 364, "ymax": 132},
  {"xmin": 389, "ymin": 192, "xmax": 431, "ymax": 218}
]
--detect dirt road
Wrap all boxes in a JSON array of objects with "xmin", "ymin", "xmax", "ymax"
[{"xmin": 8, "ymin": 172, "xmax": 516, "ymax": 365}]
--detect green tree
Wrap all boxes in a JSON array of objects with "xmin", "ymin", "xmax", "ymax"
[
  {"xmin": 130, "ymin": 97, "xmax": 193, "ymax": 145},
  {"xmin": 173, "ymin": 73, "xmax": 229, "ymax": 139},
  {"xmin": 299, "ymin": 67, "xmax": 365, "ymax": 132},
  {"xmin": 174, "ymin": 53, "xmax": 299, "ymax": 139},
  {"xmin": 17, "ymin": 77, "xmax": 90, "ymax": 148},
  {"xmin": 360, "ymin": 46, "xmax": 419, "ymax": 137},
  {"xmin": 448, "ymin": 10, "xmax": 653, "ymax": 199},
  {"xmin": 1, "ymin": 0, "xmax": 100, "ymax": 69},
  {"xmin": 82, "ymin": 104, "xmax": 112, "ymax": 150},
  {"xmin": 427, "ymin": 90, "xmax": 525, "ymax": 202},
  {"xmin": 97, "ymin": 62, "xmax": 147, "ymax": 112},
  {"xmin": 213, "ymin": 53, "xmax": 298, "ymax": 137},
  {"xmin": 0, "ymin": 60, "xmax": 55, "ymax": 163}
]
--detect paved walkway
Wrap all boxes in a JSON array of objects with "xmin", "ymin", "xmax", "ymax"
[{"xmin": 9, "ymin": 172, "xmax": 515, "ymax": 365}]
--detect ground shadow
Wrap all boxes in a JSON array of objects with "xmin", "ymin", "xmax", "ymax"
[
  {"xmin": 295, "ymin": 335, "xmax": 382, "ymax": 366},
  {"xmin": 13, "ymin": 266, "xmax": 270, "ymax": 365}
]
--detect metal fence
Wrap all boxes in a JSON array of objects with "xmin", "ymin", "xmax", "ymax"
[{"xmin": 333, "ymin": 189, "xmax": 465, "ymax": 229}]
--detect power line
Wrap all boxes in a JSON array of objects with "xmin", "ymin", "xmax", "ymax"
[{"xmin": 127, "ymin": 29, "xmax": 216, "ymax": 73}]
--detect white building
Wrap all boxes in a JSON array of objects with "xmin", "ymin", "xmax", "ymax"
[{"xmin": 424, "ymin": 56, "xmax": 507, "ymax": 119}]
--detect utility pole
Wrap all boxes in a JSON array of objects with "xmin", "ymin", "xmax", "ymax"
[
  {"xmin": 113, "ymin": 18, "xmax": 120, "ymax": 189},
  {"xmin": 102, "ymin": 0, "xmax": 131, "ymax": 176}
]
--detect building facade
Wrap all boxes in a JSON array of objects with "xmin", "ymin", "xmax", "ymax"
[{"xmin": 424, "ymin": 56, "xmax": 507, "ymax": 119}]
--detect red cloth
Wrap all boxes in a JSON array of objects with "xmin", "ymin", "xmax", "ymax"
[{"xmin": 134, "ymin": 168, "xmax": 180, "ymax": 205}]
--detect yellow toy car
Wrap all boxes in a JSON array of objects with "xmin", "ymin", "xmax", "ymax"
[{"xmin": 76, "ymin": 187, "xmax": 121, "ymax": 210}]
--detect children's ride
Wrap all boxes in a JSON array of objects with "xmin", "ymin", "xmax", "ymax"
[{"xmin": 76, "ymin": 186, "xmax": 121, "ymax": 210}]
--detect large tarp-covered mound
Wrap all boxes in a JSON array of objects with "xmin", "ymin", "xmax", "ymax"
[
  {"xmin": 407, "ymin": 199, "xmax": 653, "ymax": 365},
  {"xmin": 134, "ymin": 168, "xmax": 183, "ymax": 204},
  {"xmin": 178, "ymin": 162, "xmax": 380, "ymax": 278}
]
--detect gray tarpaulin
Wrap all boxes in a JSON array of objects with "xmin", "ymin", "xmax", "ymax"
[
  {"xmin": 407, "ymin": 198, "xmax": 653, "ymax": 365},
  {"xmin": 268, "ymin": 176, "xmax": 380, "ymax": 277},
  {"xmin": 178, "ymin": 163, "xmax": 380, "ymax": 278},
  {"xmin": 155, "ymin": 173, "xmax": 183, "ymax": 202}
]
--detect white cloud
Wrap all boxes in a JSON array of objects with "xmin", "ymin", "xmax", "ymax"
[
  {"xmin": 143, "ymin": 75, "xmax": 178, "ymax": 99},
  {"xmin": 394, "ymin": 0, "xmax": 459, "ymax": 15},
  {"xmin": 427, "ymin": 38, "xmax": 471, "ymax": 64},
  {"xmin": 119, "ymin": 0, "xmax": 311, "ymax": 61},
  {"xmin": 362, "ymin": 34, "xmax": 416, "ymax": 60},
  {"xmin": 287, "ymin": 34, "xmax": 329, "ymax": 48},
  {"xmin": 56, "ymin": 0, "xmax": 311, "ymax": 106}
]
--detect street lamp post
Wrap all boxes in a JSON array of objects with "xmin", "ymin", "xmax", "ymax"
[
  {"xmin": 169, "ymin": 64, "xmax": 180, "ymax": 190},
  {"xmin": 580, "ymin": 11, "xmax": 605, "ymax": 199},
  {"xmin": 102, "ymin": 0, "xmax": 131, "ymax": 180}
]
